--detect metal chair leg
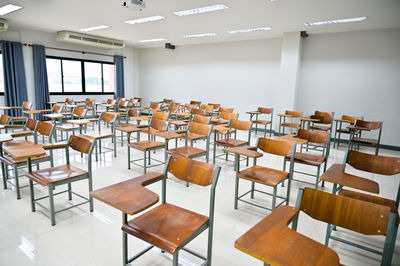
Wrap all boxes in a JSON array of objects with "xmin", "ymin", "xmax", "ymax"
[
  {"xmin": 14, "ymin": 165, "xmax": 21, "ymax": 200},
  {"xmin": 48, "ymin": 184, "xmax": 56, "ymax": 226}
]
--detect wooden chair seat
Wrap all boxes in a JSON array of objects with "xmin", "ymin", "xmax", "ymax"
[
  {"xmin": 0, "ymin": 154, "xmax": 50, "ymax": 166},
  {"xmin": 140, "ymin": 127, "xmax": 160, "ymax": 135},
  {"xmin": 9, "ymin": 116, "xmax": 28, "ymax": 121},
  {"xmin": 214, "ymin": 138, "xmax": 248, "ymax": 147},
  {"xmin": 178, "ymin": 132, "xmax": 206, "ymax": 141},
  {"xmin": 81, "ymin": 132, "xmax": 113, "ymax": 140},
  {"xmin": 166, "ymin": 146, "xmax": 206, "ymax": 158},
  {"xmin": 351, "ymin": 137, "xmax": 379, "ymax": 146},
  {"xmin": 310, "ymin": 125, "xmax": 330, "ymax": 131},
  {"xmin": 234, "ymin": 205, "xmax": 341, "ymax": 266},
  {"xmin": 25, "ymin": 164, "xmax": 88, "ymax": 186},
  {"xmin": 121, "ymin": 203, "xmax": 209, "ymax": 254},
  {"xmin": 11, "ymin": 130, "xmax": 34, "ymax": 137},
  {"xmin": 128, "ymin": 140, "xmax": 164, "ymax": 151},
  {"xmin": 254, "ymin": 119, "xmax": 271, "ymax": 125},
  {"xmin": 280, "ymin": 123, "xmax": 300, "ymax": 129},
  {"xmin": 320, "ymin": 164, "xmax": 379, "ymax": 193},
  {"xmin": 237, "ymin": 165, "xmax": 289, "ymax": 186},
  {"xmin": 336, "ymin": 128, "xmax": 352, "ymax": 134},
  {"xmin": 286, "ymin": 152, "xmax": 325, "ymax": 166}
]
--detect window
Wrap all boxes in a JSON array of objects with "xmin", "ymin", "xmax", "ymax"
[
  {"xmin": 46, "ymin": 56, "xmax": 115, "ymax": 94},
  {"xmin": 0, "ymin": 53, "xmax": 4, "ymax": 94}
]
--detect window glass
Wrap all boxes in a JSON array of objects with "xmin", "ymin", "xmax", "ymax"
[
  {"xmin": 46, "ymin": 58, "xmax": 62, "ymax": 93},
  {"xmin": 84, "ymin": 62, "xmax": 102, "ymax": 92},
  {"xmin": 103, "ymin": 64, "xmax": 115, "ymax": 93},
  {"xmin": 63, "ymin": 60, "xmax": 82, "ymax": 93}
]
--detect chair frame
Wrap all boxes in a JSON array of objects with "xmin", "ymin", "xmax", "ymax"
[
  {"xmin": 333, "ymin": 115, "xmax": 363, "ymax": 148},
  {"xmin": 252, "ymin": 107, "xmax": 274, "ymax": 137},
  {"xmin": 278, "ymin": 110, "xmax": 302, "ymax": 135},
  {"xmin": 348, "ymin": 120, "xmax": 383, "ymax": 155},
  {"xmin": 122, "ymin": 155, "xmax": 221, "ymax": 266}
]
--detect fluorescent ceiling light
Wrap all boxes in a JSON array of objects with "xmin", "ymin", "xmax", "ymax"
[
  {"xmin": 182, "ymin": 33, "xmax": 218, "ymax": 39},
  {"xmin": 305, "ymin": 17, "xmax": 367, "ymax": 26},
  {"xmin": 80, "ymin": 25, "xmax": 111, "ymax": 32},
  {"xmin": 0, "ymin": 4, "xmax": 23, "ymax": 15},
  {"xmin": 174, "ymin": 4, "xmax": 229, "ymax": 16},
  {"xmin": 125, "ymin": 15, "xmax": 165, "ymax": 25},
  {"xmin": 138, "ymin": 38, "xmax": 166, "ymax": 43},
  {"xmin": 228, "ymin": 27, "xmax": 272, "ymax": 34}
]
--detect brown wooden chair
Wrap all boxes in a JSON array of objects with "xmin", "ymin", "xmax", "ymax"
[
  {"xmin": 8, "ymin": 101, "xmax": 32, "ymax": 124},
  {"xmin": 208, "ymin": 103, "xmax": 221, "ymax": 111},
  {"xmin": 220, "ymin": 107, "xmax": 233, "ymax": 113},
  {"xmin": 248, "ymin": 107, "xmax": 274, "ymax": 137},
  {"xmin": 193, "ymin": 114, "xmax": 211, "ymax": 124},
  {"xmin": 333, "ymin": 114, "xmax": 363, "ymax": 148},
  {"xmin": 284, "ymin": 129, "xmax": 330, "ymax": 189},
  {"xmin": 167, "ymin": 122, "xmax": 213, "ymax": 163},
  {"xmin": 25, "ymin": 135, "xmax": 96, "ymax": 226},
  {"xmin": 153, "ymin": 111, "xmax": 169, "ymax": 121},
  {"xmin": 189, "ymin": 100, "xmax": 201, "ymax": 108},
  {"xmin": 128, "ymin": 118, "xmax": 168, "ymax": 173},
  {"xmin": 10, "ymin": 118, "xmax": 37, "ymax": 140},
  {"xmin": 321, "ymin": 150, "xmax": 399, "ymax": 263},
  {"xmin": 65, "ymin": 98, "xmax": 73, "ymax": 105},
  {"xmin": 348, "ymin": 120, "xmax": 383, "ymax": 155},
  {"xmin": 211, "ymin": 111, "xmax": 239, "ymax": 125},
  {"xmin": 278, "ymin": 110, "xmax": 303, "ymax": 135},
  {"xmin": 234, "ymin": 138, "xmax": 296, "ymax": 211},
  {"xmin": 213, "ymin": 119, "xmax": 252, "ymax": 166},
  {"xmin": 133, "ymin": 97, "xmax": 142, "ymax": 107},
  {"xmin": 120, "ymin": 155, "xmax": 221, "ymax": 266},
  {"xmin": 56, "ymin": 107, "xmax": 87, "ymax": 140},
  {"xmin": 0, "ymin": 114, "xmax": 26, "ymax": 133},
  {"xmin": 235, "ymin": 187, "xmax": 397, "ymax": 266},
  {"xmin": 191, "ymin": 108, "xmax": 205, "ymax": 116},
  {"xmin": 82, "ymin": 112, "xmax": 118, "ymax": 161},
  {"xmin": 307, "ymin": 111, "xmax": 335, "ymax": 138}
]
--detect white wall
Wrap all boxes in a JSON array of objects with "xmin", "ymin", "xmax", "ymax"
[
  {"xmin": 0, "ymin": 27, "xmax": 138, "ymax": 106},
  {"xmin": 138, "ymin": 39, "xmax": 283, "ymax": 122},
  {"xmin": 296, "ymin": 28, "xmax": 400, "ymax": 146}
]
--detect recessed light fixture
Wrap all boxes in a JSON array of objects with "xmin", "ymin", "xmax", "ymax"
[
  {"xmin": 138, "ymin": 38, "xmax": 166, "ymax": 43},
  {"xmin": 80, "ymin": 25, "xmax": 111, "ymax": 32},
  {"xmin": 125, "ymin": 15, "xmax": 165, "ymax": 25},
  {"xmin": 304, "ymin": 17, "xmax": 367, "ymax": 26},
  {"xmin": 174, "ymin": 4, "xmax": 229, "ymax": 16},
  {"xmin": 182, "ymin": 33, "xmax": 218, "ymax": 39},
  {"xmin": 0, "ymin": 4, "xmax": 23, "ymax": 15},
  {"xmin": 228, "ymin": 27, "xmax": 272, "ymax": 34}
]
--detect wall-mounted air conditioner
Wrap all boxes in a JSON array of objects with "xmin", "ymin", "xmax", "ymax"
[
  {"xmin": 56, "ymin": 31, "xmax": 125, "ymax": 49},
  {"xmin": 0, "ymin": 19, "xmax": 8, "ymax": 31}
]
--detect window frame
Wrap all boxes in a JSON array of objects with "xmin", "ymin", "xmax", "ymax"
[
  {"xmin": 0, "ymin": 51, "xmax": 4, "ymax": 96},
  {"xmin": 47, "ymin": 55, "xmax": 115, "ymax": 95}
]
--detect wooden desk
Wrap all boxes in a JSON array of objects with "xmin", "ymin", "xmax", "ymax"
[
  {"xmin": 0, "ymin": 106, "xmax": 21, "ymax": 115},
  {"xmin": 235, "ymin": 205, "xmax": 341, "ymax": 266},
  {"xmin": 155, "ymin": 131, "xmax": 182, "ymax": 160},
  {"xmin": 117, "ymin": 125, "xmax": 142, "ymax": 144},
  {"xmin": 276, "ymin": 134, "xmax": 307, "ymax": 152},
  {"xmin": 23, "ymin": 110, "xmax": 49, "ymax": 119},
  {"xmin": 223, "ymin": 146, "xmax": 263, "ymax": 172},
  {"xmin": 66, "ymin": 119, "xmax": 90, "ymax": 134},
  {"xmin": 301, "ymin": 116, "xmax": 320, "ymax": 129}
]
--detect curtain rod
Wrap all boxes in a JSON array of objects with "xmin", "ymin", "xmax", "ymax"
[{"xmin": 22, "ymin": 43, "xmax": 127, "ymax": 59}]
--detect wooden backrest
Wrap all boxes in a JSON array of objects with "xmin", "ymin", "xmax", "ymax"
[
  {"xmin": 168, "ymin": 105, "xmax": 178, "ymax": 113},
  {"xmin": 220, "ymin": 107, "xmax": 233, "ymax": 113},
  {"xmin": 134, "ymin": 97, "xmax": 142, "ymax": 102},
  {"xmin": 163, "ymin": 99, "xmax": 173, "ymax": 104},
  {"xmin": 346, "ymin": 150, "xmax": 400, "ymax": 176},
  {"xmin": 342, "ymin": 115, "xmax": 363, "ymax": 124},
  {"xmin": 150, "ymin": 102, "xmax": 161, "ymax": 110},
  {"xmin": 191, "ymin": 108, "xmax": 204, "ymax": 115},
  {"xmin": 297, "ymin": 129, "xmax": 329, "ymax": 144},
  {"xmin": 201, "ymin": 104, "xmax": 213, "ymax": 111},
  {"xmin": 208, "ymin": 103, "xmax": 221, "ymax": 110},
  {"xmin": 69, "ymin": 135, "xmax": 94, "ymax": 154},
  {"xmin": 22, "ymin": 101, "xmax": 32, "ymax": 110},
  {"xmin": 119, "ymin": 99, "xmax": 128, "ymax": 107},
  {"xmin": 193, "ymin": 114, "xmax": 211, "ymax": 124},
  {"xmin": 170, "ymin": 102, "xmax": 180, "ymax": 107},
  {"xmin": 300, "ymin": 187, "xmax": 391, "ymax": 235},
  {"xmin": 150, "ymin": 119, "xmax": 167, "ymax": 131},
  {"xmin": 220, "ymin": 112, "xmax": 239, "ymax": 121},
  {"xmin": 185, "ymin": 103, "xmax": 197, "ymax": 110},
  {"xmin": 257, "ymin": 138, "xmax": 294, "ymax": 157},
  {"xmin": 153, "ymin": 111, "xmax": 168, "ymax": 121},
  {"xmin": 26, "ymin": 119, "xmax": 37, "ymax": 131},
  {"xmin": 86, "ymin": 98, "xmax": 94, "ymax": 108},
  {"xmin": 107, "ymin": 99, "xmax": 116, "ymax": 104},
  {"xmin": 53, "ymin": 105, "xmax": 63, "ymax": 114},
  {"xmin": 100, "ymin": 112, "xmax": 117, "ymax": 123},
  {"xmin": 36, "ymin": 121, "xmax": 53, "ymax": 137},
  {"xmin": 0, "ymin": 115, "xmax": 8, "ymax": 125},
  {"xmin": 65, "ymin": 98, "xmax": 73, "ymax": 104},
  {"xmin": 73, "ymin": 107, "xmax": 86, "ymax": 117},
  {"xmin": 167, "ymin": 155, "xmax": 217, "ymax": 186},
  {"xmin": 355, "ymin": 120, "xmax": 382, "ymax": 130},
  {"xmin": 258, "ymin": 107, "xmax": 273, "ymax": 114},
  {"xmin": 285, "ymin": 110, "xmax": 302, "ymax": 117},
  {"xmin": 230, "ymin": 119, "xmax": 252, "ymax": 131},
  {"xmin": 128, "ymin": 108, "xmax": 138, "ymax": 117},
  {"xmin": 312, "ymin": 111, "xmax": 334, "ymax": 124},
  {"xmin": 189, "ymin": 122, "xmax": 211, "ymax": 136},
  {"xmin": 190, "ymin": 100, "xmax": 201, "ymax": 106}
]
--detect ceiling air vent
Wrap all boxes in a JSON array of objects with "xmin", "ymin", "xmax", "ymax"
[
  {"xmin": 56, "ymin": 31, "xmax": 125, "ymax": 49},
  {"xmin": 0, "ymin": 19, "xmax": 8, "ymax": 32}
]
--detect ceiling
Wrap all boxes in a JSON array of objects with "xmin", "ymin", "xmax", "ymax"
[{"xmin": 2, "ymin": 0, "xmax": 400, "ymax": 48}]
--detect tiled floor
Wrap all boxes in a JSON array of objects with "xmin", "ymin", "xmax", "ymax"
[{"xmin": 0, "ymin": 129, "xmax": 399, "ymax": 266}]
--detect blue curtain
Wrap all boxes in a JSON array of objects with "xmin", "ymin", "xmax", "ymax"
[
  {"xmin": 32, "ymin": 44, "xmax": 50, "ymax": 120},
  {"xmin": 1, "ymin": 41, "xmax": 28, "ymax": 116},
  {"xmin": 114, "ymin": 55, "xmax": 125, "ymax": 99}
]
